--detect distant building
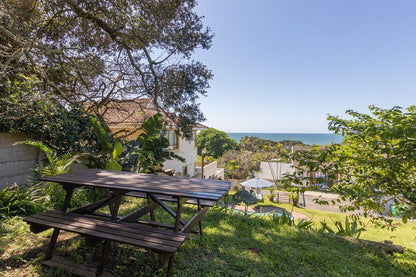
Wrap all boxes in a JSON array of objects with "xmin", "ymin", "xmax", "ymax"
[
  {"xmin": 257, "ymin": 160, "xmax": 295, "ymax": 181},
  {"xmin": 95, "ymin": 99, "xmax": 208, "ymax": 177}
]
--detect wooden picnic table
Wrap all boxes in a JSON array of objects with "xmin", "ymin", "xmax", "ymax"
[{"xmin": 24, "ymin": 169, "xmax": 231, "ymax": 276}]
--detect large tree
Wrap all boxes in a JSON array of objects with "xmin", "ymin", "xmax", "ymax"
[
  {"xmin": 196, "ymin": 128, "xmax": 238, "ymax": 158},
  {"xmin": 0, "ymin": 0, "xmax": 212, "ymax": 135}
]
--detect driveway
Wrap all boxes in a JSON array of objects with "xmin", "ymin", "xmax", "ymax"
[{"xmin": 272, "ymin": 190, "xmax": 350, "ymax": 213}]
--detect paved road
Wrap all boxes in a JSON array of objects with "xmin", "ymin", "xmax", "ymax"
[{"xmin": 269, "ymin": 190, "xmax": 350, "ymax": 214}]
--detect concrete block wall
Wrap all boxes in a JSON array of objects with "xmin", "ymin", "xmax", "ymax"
[{"xmin": 0, "ymin": 133, "xmax": 40, "ymax": 188}]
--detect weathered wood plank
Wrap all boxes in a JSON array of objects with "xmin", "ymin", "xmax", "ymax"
[
  {"xmin": 40, "ymin": 169, "xmax": 231, "ymax": 201},
  {"xmin": 42, "ymin": 255, "xmax": 114, "ymax": 277},
  {"xmin": 119, "ymin": 201, "xmax": 158, "ymax": 222},
  {"xmin": 149, "ymin": 194, "xmax": 187, "ymax": 226},
  {"xmin": 36, "ymin": 212, "xmax": 187, "ymax": 244},
  {"xmin": 126, "ymin": 192, "xmax": 216, "ymax": 207},
  {"xmin": 180, "ymin": 207, "xmax": 209, "ymax": 234},
  {"xmin": 25, "ymin": 215, "xmax": 180, "ymax": 253},
  {"xmin": 25, "ymin": 211, "xmax": 187, "ymax": 243}
]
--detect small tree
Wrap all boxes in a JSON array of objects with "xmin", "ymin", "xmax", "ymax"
[
  {"xmin": 327, "ymin": 106, "xmax": 416, "ymax": 222},
  {"xmin": 232, "ymin": 189, "xmax": 257, "ymax": 215}
]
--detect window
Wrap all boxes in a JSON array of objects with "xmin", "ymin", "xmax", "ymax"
[{"xmin": 166, "ymin": 130, "xmax": 178, "ymax": 149}]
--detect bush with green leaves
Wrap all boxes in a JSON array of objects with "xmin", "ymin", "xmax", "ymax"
[
  {"xmin": 0, "ymin": 185, "xmax": 45, "ymax": 219},
  {"xmin": 317, "ymin": 216, "xmax": 366, "ymax": 239},
  {"xmin": 0, "ymin": 77, "xmax": 99, "ymax": 155},
  {"xmin": 121, "ymin": 113, "xmax": 184, "ymax": 173},
  {"xmin": 270, "ymin": 211, "xmax": 314, "ymax": 230},
  {"xmin": 327, "ymin": 106, "xmax": 416, "ymax": 222},
  {"xmin": 17, "ymin": 140, "xmax": 97, "ymax": 209}
]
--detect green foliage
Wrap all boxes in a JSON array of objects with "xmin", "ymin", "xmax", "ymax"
[
  {"xmin": 318, "ymin": 217, "xmax": 366, "ymax": 239},
  {"xmin": 0, "ymin": 185, "xmax": 45, "ymax": 219},
  {"xmin": 196, "ymin": 128, "xmax": 238, "ymax": 158},
  {"xmin": 327, "ymin": 106, "xmax": 416, "ymax": 222},
  {"xmin": 219, "ymin": 150, "xmax": 254, "ymax": 179},
  {"xmin": 281, "ymin": 145, "xmax": 336, "ymax": 190},
  {"xmin": 0, "ymin": 77, "xmax": 99, "ymax": 154},
  {"xmin": 231, "ymin": 189, "xmax": 257, "ymax": 214},
  {"xmin": 15, "ymin": 140, "xmax": 88, "ymax": 176},
  {"xmin": 219, "ymin": 136, "xmax": 302, "ymax": 179},
  {"xmin": 90, "ymin": 117, "xmax": 122, "ymax": 171},
  {"xmin": 2, "ymin": 0, "xmax": 213, "ymax": 135},
  {"xmin": 239, "ymin": 136, "xmax": 304, "ymax": 152},
  {"xmin": 1, "ymin": 203, "xmax": 416, "ymax": 276},
  {"xmin": 122, "ymin": 113, "xmax": 184, "ymax": 173},
  {"xmin": 270, "ymin": 211, "xmax": 314, "ymax": 230},
  {"xmin": 16, "ymin": 140, "xmax": 99, "ymax": 209}
]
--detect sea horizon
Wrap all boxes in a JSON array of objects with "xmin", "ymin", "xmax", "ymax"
[{"xmin": 227, "ymin": 132, "xmax": 344, "ymax": 145}]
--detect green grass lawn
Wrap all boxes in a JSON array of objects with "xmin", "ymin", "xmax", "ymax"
[
  {"xmin": 254, "ymin": 199, "xmax": 416, "ymax": 251},
  {"xmin": 1, "ymin": 197, "xmax": 415, "ymax": 276}
]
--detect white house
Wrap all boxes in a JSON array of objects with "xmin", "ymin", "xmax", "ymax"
[
  {"xmin": 96, "ymin": 98, "xmax": 208, "ymax": 177},
  {"xmin": 257, "ymin": 160, "xmax": 295, "ymax": 181}
]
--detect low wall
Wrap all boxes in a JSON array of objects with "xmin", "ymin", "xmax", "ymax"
[
  {"xmin": 202, "ymin": 161, "xmax": 218, "ymax": 179},
  {"xmin": 0, "ymin": 133, "xmax": 40, "ymax": 188}
]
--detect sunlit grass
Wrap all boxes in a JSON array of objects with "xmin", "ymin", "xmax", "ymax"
[{"xmin": 1, "ymin": 197, "xmax": 415, "ymax": 276}]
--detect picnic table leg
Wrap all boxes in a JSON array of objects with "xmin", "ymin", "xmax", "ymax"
[
  {"xmin": 166, "ymin": 254, "xmax": 175, "ymax": 277},
  {"xmin": 174, "ymin": 198, "xmax": 183, "ymax": 232},
  {"xmin": 96, "ymin": 191, "xmax": 124, "ymax": 275},
  {"xmin": 46, "ymin": 185, "xmax": 74, "ymax": 259},
  {"xmin": 197, "ymin": 199, "xmax": 203, "ymax": 236},
  {"xmin": 147, "ymin": 194, "xmax": 156, "ymax": 222},
  {"xmin": 96, "ymin": 240, "xmax": 111, "ymax": 276}
]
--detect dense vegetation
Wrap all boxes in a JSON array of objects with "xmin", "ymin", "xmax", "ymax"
[
  {"xmin": 196, "ymin": 128, "xmax": 238, "ymax": 158},
  {"xmin": 214, "ymin": 135, "xmax": 306, "ymax": 179},
  {"xmin": 1, "ymin": 0, "xmax": 212, "ymax": 135},
  {"xmin": 0, "ymin": 77, "xmax": 100, "ymax": 154},
  {"xmin": 283, "ymin": 106, "xmax": 416, "ymax": 223}
]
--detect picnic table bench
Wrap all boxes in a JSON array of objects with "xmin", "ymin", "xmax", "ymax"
[{"xmin": 23, "ymin": 169, "xmax": 230, "ymax": 276}]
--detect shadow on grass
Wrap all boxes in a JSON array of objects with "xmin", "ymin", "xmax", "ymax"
[{"xmin": 1, "ymin": 204, "xmax": 415, "ymax": 277}]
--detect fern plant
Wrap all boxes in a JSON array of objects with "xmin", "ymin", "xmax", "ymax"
[
  {"xmin": 318, "ymin": 216, "xmax": 366, "ymax": 239},
  {"xmin": 15, "ymin": 140, "xmax": 92, "ymax": 208},
  {"xmin": 270, "ymin": 211, "xmax": 314, "ymax": 230},
  {"xmin": 0, "ymin": 184, "xmax": 45, "ymax": 218}
]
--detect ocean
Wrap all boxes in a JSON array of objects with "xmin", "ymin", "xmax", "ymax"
[{"xmin": 227, "ymin": 133, "xmax": 343, "ymax": 145}]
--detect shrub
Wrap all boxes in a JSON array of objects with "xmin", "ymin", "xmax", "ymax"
[
  {"xmin": 0, "ymin": 184, "xmax": 45, "ymax": 219},
  {"xmin": 317, "ymin": 216, "xmax": 366, "ymax": 239}
]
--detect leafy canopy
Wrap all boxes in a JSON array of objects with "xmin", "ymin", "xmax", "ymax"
[
  {"xmin": 0, "ymin": 77, "xmax": 99, "ymax": 154},
  {"xmin": 1, "ymin": 0, "xmax": 212, "ymax": 134},
  {"xmin": 327, "ymin": 105, "xmax": 416, "ymax": 222},
  {"xmin": 196, "ymin": 128, "xmax": 238, "ymax": 158}
]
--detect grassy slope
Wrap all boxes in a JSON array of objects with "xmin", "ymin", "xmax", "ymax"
[
  {"xmin": 256, "ymin": 200, "xmax": 416, "ymax": 251},
  {"xmin": 1, "ymin": 199, "xmax": 415, "ymax": 276}
]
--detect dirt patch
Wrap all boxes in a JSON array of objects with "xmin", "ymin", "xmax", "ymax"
[{"xmin": 248, "ymin": 248, "xmax": 261, "ymax": 255}]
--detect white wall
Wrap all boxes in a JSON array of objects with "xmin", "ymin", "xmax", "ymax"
[
  {"xmin": 202, "ymin": 161, "xmax": 217, "ymax": 179},
  {"xmin": 257, "ymin": 161, "xmax": 295, "ymax": 181},
  {"xmin": 162, "ymin": 135, "xmax": 197, "ymax": 177},
  {"xmin": 0, "ymin": 133, "xmax": 40, "ymax": 187}
]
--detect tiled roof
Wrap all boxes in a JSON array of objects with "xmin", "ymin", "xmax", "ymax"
[{"xmin": 93, "ymin": 99, "xmax": 208, "ymax": 130}]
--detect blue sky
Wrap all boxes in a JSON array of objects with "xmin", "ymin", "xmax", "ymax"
[{"xmin": 193, "ymin": 0, "xmax": 416, "ymax": 132}]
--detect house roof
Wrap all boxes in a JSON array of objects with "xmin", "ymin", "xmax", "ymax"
[{"xmin": 94, "ymin": 98, "xmax": 208, "ymax": 132}]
